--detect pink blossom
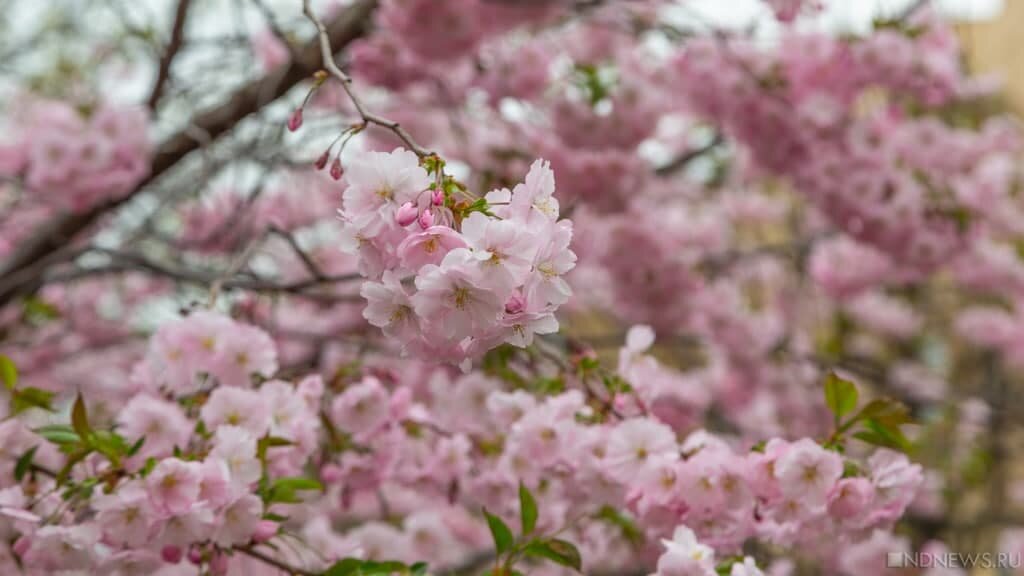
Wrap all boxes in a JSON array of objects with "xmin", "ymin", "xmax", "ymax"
[{"xmin": 146, "ymin": 459, "xmax": 203, "ymax": 516}]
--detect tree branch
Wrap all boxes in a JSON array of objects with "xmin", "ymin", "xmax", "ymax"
[
  {"xmin": 0, "ymin": 0, "xmax": 378, "ymax": 307},
  {"xmin": 300, "ymin": 0, "xmax": 433, "ymax": 158},
  {"xmin": 147, "ymin": 0, "xmax": 194, "ymax": 109},
  {"xmin": 236, "ymin": 545, "xmax": 320, "ymax": 576}
]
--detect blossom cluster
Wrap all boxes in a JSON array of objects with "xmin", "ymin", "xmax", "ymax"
[
  {"xmin": 0, "ymin": 98, "xmax": 151, "ymax": 212},
  {"xmin": 674, "ymin": 16, "xmax": 1018, "ymax": 271},
  {"xmin": 1, "ymin": 312, "xmax": 323, "ymax": 574},
  {"xmin": 340, "ymin": 148, "xmax": 576, "ymax": 365}
]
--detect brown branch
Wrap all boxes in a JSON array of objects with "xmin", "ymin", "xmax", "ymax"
[
  {"xmin": 147, "ymin": 0, "xmax": 194, "ymax": 109},
  {"xmin": 48, "ymin": 247, "xmax": 361, "ymax": 299},
  {"xmin": 300, "ymin": 0, "xmax": 433, "ymax": 158},
  {"xmin": 655, "ymin": 134, "xmax": 723, "ymax": 177},
  {"xmin": 0, "ymin": 0, "xmax": 378, "ymax": 307},
  {"xmin": 236, "ymin": 545, "xmax": 320, "ymax": 576}
]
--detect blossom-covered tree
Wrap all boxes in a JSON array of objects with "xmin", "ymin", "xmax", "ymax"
[{"xmin": 0, "ymin": 0, "xmax": 1020, "ymax": 574}]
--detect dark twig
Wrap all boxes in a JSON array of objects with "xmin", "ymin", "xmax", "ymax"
[{"xmin": 148, "ymin": 0, "xmax": 194, "ymax": 109}]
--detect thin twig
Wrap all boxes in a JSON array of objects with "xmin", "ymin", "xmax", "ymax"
[
  {"xmin": 236, "ymin": 545, "xmax": 320, "ymax": 576},
  {"xmin": 300, "ymin": 0, "xmax": 433, "ymax": 158},
  {"xmin": 148, "ymin": 0, "xmax": 194, "ymax": 109}
]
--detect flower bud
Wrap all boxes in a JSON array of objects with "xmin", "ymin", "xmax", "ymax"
[
  {"xmin": 330, "ymin": 158, "xmax": 344, "ymax": 180},
  {"xmin": 505, "ymin": 292, "xmax": 526, "ymax": 314},
  {"xmin": 12, "ymin": 536, "xmax": 29, "ymax": 557},
  {"xmin": 187, "ymin": 547, "xmax": 203, "ymax": 565},
  {"xmin": 253, "ymin": 520, "xmax": 279, "ymax": 543},
  {"xmin": 162, "ymin": 545, "xmax": 183, "ymax": 564},
  {"xmin": 418, "ymin": 208, "xmax": 434, "ymax": 229},
  {"xmin": 314, "ymin": 150, "xmax": 329, "ymax": 170},
  {"xmin": 396, "ymin": 201, "xmax": 419, "ymax": 226},
  {"xmin": 287, "ymin": 107, "xmax": 303, "ymax": 132},
  {"xmin": 321, "ymin": 464, "xmax": 344, "ymax": 484},
  {"xmin": 209, "ymin": 552, "xmax": 229, "ymax": 575},
  {"xmin": 431, "ymin": 187, "xmax": 444, "ymax": 206}
]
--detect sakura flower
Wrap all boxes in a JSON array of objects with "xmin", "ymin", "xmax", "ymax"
[
  {"xmin": 210, "ymin": 425, "xmax": 262, "ymax": 488},
  {"xmin": 330, "ymin": 377, "xmax": 392, "ymax": 438},
  {"xmin": 412, "ymin": 248, "xmax": 504, "ymax": 342},
  {"xmin": 361, "ymin": 271, "xmax": 420, "ymax": 346},
  {"xmin": 342, "ymin": 148, "xmax": 431, "ymax": 238},
  {"xmin": 773, "ymin": 439, "xmax": 843, "ymax": 509},
  {"xmin": 213, "ymin": 494, "xmax": 263, "ymax": 546},
  {"xmin": 606, "ymin": 418, "xmax": 679, "ymax": 482},
  {"xmin": 655, "ymin": 525, "xmax": 717, "ymax": 576},
  {"xmin": 146, "ymin": 459, "xmax": 203, "ymax": 516},
  {"xmin": 397, "ymin": 226, "xmax": 468, "ymax": 271},
  {"xmin": 92, "ymin": 483, "xmax": 155, "ymax": 547},
  {"xmin": 117, "ymin": 395, "xmax": 191, "ymax": 460},
  {"xmin": 200, "ymin": 387, "xmax": 273, "ymax": 436},
  {"xmin": 461, "ymin": 212, "xmax": 537, "ymax": 294}
]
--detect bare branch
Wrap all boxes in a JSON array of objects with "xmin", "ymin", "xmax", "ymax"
[
  {"xmin": 300, "ymin": 0, "xmax": 433, "ymax": 158},
  {"xmin": 0, "ymin": 0, "xmax": 378, "ymax": 307},
  {"xmin": 148, "ymin": 0, "xmax": 194, "ymax": 109}
]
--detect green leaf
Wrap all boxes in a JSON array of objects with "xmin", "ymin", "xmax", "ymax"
[
  {"xmin": 14, "ymin": 446, "xmax": 39, "ymax": 482},
  {"xmin": 91, "ymin": 430, "xmax": 129, "ymax": 465},
  {"xmin": 127, "ymin": 436, "xmax": 146, "ymax": 457},
  {"xmin": 324, "ymin": 558, "xmax": 409, "ymax": 576},
  {"xmin": 265, "ymin": 476, "xmax": 323, "ymax": 504},
  {"xmin": 519, "ymin": 483, "xmax": 538, "ymax": 536},
  {"xmin": 824, "ymin": 372, "xmax": 858, "ymax": 422},
  {"xmin": 409, "ymin": 562, "xmax": 428, "ymax": 576},
  {"xmin": 34, "ymin": 424, "xmax": 80, "ymax": 446},
  {"xmin": 0, "ymin": 355, "xmax": 17, "ymax": 390},
  {"xmin": 523, "ymin": 538, "xmax": 582, "ymax": 572},
  {"xmin": 11, "ymin": 387, "xmax": 56, "ymax": 414},
  {"xmin": 857, "ymin": 398, "xmax": 911, "ymax": 428},
  {"xmin": 853, "ymin": 418, "xmax": 911, "ymax": 452},
  {"xmin": 357, "ymin": 561, "xmax": 408, "ymax": 575},
  {"xmin": 595, "ymin": 506, "xmax": 643, "ymax": 546},
  {"xmin": 139, "ymin": 457, "xmax": 158, "ymax": 477},
  {"xmin": 483, "ymin": 509, "xmax": 514, "ymax": 555},
  {"xmin": 325, "ymin": 558, "xmax": 364, "ymax": 576},
  {"xmin": 71, "ymin": 394, "xmax": 91, "ymax": 438}
]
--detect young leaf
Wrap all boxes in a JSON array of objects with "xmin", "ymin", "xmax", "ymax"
[
  {"xmin": 71, "ymin": 394, "xmax": 91, "ymax": 438},
  {"xmin": 324, "ymin": 558, "xmax": 364, "ymax": 576},
  {"xmin": 410, "ymin": 562, "xmax": 428, "ymax": 576},
  {"xmin": 823, "ymin": 372, "xmax": 858, "ymax": 422},
  {"xmin": 265, "ymin": 476, "xmax": 324, "ymax": 504},
  {"xmin": 14, "ymin": 446, "xmax": 39, "ymax": 482},
  {"xmin": 857, "ymin": 398, "xmax": 910, "ymax": 427},
  {"xmin": 483, "ymin": 509, "xmax": 515, "ymax": 555},
  {"xmin": 523, "ymin": 538, "xmax": 582, "ymax": 572},
  {"xmin": 0, "ymin": 355, "xmax": 17, "ymax": 390},
  {"xmin": 853, "ymin": 418, "xmax": 911, "ymax": 452},
  {"xmin": 34, "ymin": 424, "xmax": 81, "ymax": 446},
  {"xmin": 519, "ymin": 482, "xmax": 538, "ymax": 535},
  {"xmin": 358, "ymin": 561, "xmax": 408, "ymax": 575},
  {"xmin": 11, "ymin": 387, "xmax": 55, "ymax": 414}
]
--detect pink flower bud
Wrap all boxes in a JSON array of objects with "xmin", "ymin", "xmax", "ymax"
[
  {"xmin": 314, "ymin": 150, "xmax": 329, "ymax": 170},
  {"xmin": 330, "ymin": 158, "xmax": 344, "ymax": 180},
  {"xmin": 396, "ymin": 201, "xmax": 419, "ymax": 226},
  {"xmin": 253, "ymin": 520, "xmax": 279, "ymax": 543},
  {"xmin": 209, "ymin": 552, "xmax": 229, "ymax": 575},
  {"xmin": 287, "ymin": 108, "xmax": 303, "ymax": 132},
  {"xmin": 431, "ymin": 187, "xmax": 444, "ymax": 206},
  {"xmin": 162, "ymin": 545, "xmax": 183, "ymax": 564},
  {"xmin": 505, "ymin": 292, "xmax": 526, "ymax": 314},
  {"xmin": 321, "ymin": 464, "xmax": 344, "ymax": 484},
  {"xmin": 187, "ymin": 547, "xmax": 203, "ymax": 565},
  {"xmin": 12, "ymin": 536, "xmax": 30, "ymax": 557},
  {"xmin": 418, "ymin": 208, "xmax": 434, "ymax": 229}
]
